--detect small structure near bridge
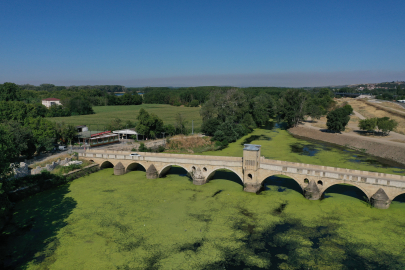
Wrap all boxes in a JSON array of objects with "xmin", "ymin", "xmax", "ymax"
[
  {"xmin": 78, "ymin": 131, "xmax": 119, "ymax": 147},
  {"xmin": 113, "ymin": 128, "xmax": 138, "ymax": 140}
]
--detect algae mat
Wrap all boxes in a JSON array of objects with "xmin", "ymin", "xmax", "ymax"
[{"xmin": 2, "ymin": 169, "xmax": 405, "ymax": 269}]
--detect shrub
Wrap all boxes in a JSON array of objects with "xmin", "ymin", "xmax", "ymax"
[{"xmin": 138, "ymin": 143, "xmax": 149, "ymax": 152}]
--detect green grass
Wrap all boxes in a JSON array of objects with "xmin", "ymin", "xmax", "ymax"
[
  {"xmin": 46, "ymin": 104, "xmax": 202, "ymax": 132},
  {"xmin": 2, "ymin": 169, "xmax": 405, "ymax": 269},
  {"xmin": 202, "ymin": 126, "xmax": 405, "ymax": 175}
]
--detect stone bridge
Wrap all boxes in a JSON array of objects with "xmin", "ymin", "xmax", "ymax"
[{"xmin": 79, "ymin": 144, "xmax": 405, "ymax": 209}]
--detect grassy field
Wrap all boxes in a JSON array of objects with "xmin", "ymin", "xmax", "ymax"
[
  {"xmin": 2, "ymin": 169, "xmax": 405, "ymax": 269},
  {"xmin": 47, "ymin": 104, "xmax": 203, "ymax": 132}
]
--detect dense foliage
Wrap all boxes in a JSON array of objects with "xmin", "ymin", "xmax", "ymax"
[
  {"xmin": 200, "ymin": 88, "xmax": 276, "ymax": 147},
  {"xmin": 359, "ymin": 117, "xmax": 398, "ymax": 135},
  {"xmin": 277, "ymin": 88, "xmax": 335, "ymax": 128},
  {"xmin": 326, "ymin": 105, "xmax": 353, "ymax": 132}
]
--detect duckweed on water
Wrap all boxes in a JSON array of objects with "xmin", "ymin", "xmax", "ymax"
[{"xmin": 2, "ymin": 169, "xmax": 405, "ymax": 269}]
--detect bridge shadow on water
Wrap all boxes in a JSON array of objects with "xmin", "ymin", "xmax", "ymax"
[
  {"xmin": 0, "ymin": 184, "xmax": 76, "ymax": 269},
  {"xmin": 162, "ymin": 166, "xmax": 190, "ymax": 179},
  {"xmin": 261, "ymin": 175, "xmax": 303, "ymax": 194},
  {"xmin": 321, "ymin": 184, "xmax": 369, "ymax": 202},
  {"xmin": 208, "ymin": 169, "xmax": 244, "ymax": 187},
  {"xmin": 393, "ymin": 193, "xmax": 405, "ymax": 204}
]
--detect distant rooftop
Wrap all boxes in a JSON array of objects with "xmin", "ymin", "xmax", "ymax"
[{"xmin": 42, "ymin": 98, "xmax": 60, "ymax": 101}]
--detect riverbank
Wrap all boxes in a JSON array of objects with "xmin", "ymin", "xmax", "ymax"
[{"xmin": 289, "ymin": 126, "xmax": 405, "ymax": 166}]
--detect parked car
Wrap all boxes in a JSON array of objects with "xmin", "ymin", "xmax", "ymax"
[
  {"xmin": 130, "ymin": 153, "xmax": 141, "ymax": 157},
  {"xmin": 59, "ymin": 146, "xmax": 67, "ymax": 151}
]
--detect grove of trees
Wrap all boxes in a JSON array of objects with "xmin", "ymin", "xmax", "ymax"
[{"xmin": 358, "ymin": 117, "xmax": 398, "ymax": 135}]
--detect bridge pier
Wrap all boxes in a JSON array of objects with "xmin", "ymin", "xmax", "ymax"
[
  {"xmin": 371, "ymin": 188, "xmax": 391, "ymax": 209},
  {"xmin": 244, "ymin": 183, "xmax": 261, "ymax": 193},
  {"xmin": 146, "ymin": 164, "xmax": 158, "ymax": 179},
  {"xmin": 303, "ymin": 180, "xmax": 321, "ymax": 200},
  {"xmin": 114, "ymin": 162, "xmax": 125, "ymax": 175},
  {"xmin": 192, "ymin": 167, "xmax": 206, "ymax": 185}
]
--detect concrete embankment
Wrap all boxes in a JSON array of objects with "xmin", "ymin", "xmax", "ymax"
[{"xmin": 289, "ymin": 126, "xmax": 405, "ymax": 166}]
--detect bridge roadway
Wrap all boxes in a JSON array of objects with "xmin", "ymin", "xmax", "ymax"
[{"xmin": 79, "ymin": 144, "xmax": 405, "ymax": 209}]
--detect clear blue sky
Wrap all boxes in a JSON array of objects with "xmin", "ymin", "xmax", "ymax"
[{"xmin": 1, "ymin": 0, "xmax": 404, "ymax": 87}]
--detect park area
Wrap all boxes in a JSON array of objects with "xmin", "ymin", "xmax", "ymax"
[{"xmin": 46, "ymin": 104, "xmax": 202, "ymax": 132}]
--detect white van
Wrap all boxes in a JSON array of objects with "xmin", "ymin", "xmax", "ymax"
[{"xmin": 59, "ymin": 146, "xmax": 67, "ymax": 151}]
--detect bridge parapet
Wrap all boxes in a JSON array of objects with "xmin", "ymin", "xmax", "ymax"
[{"xmin": 260, "ymin": 157, "xmax": 405, "ymax": 182}]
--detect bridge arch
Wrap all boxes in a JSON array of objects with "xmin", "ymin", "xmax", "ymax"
[
  {"xmin": 321, "ymin": 183, "xmax": 371, "ymax": 201},
  {"xmin": 259, "ymin": 172, "xmax": 304, "ymax": 191},
  {"xmin": 158, "ymin": 164, "xmax": 190, "ymax": 178},
  {"xmin": 100, "ymin": 160, "xmax": 114, "ymax": 169},
  {"xmin": 392, "ymin": 191, "xmax": 405, "ymax": 202},
  {"xmin": 206, "ymin": 167, "xmax": 243, "ymax": 184},
  {"xmin": 126, "ymin": 162, "xmax": 146, "ymax": 172}
]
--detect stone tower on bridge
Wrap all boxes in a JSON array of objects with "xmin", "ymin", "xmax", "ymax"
[{"xmin": 242, "ymin": 144, "xmax": 261, "ymax": 192}]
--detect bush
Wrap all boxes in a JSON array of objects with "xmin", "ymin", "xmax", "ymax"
[{"xmin": 138, "ymin": 143, "xmax": 149, "ymax": 152}]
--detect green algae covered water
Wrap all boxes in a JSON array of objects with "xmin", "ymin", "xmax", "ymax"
[
  {"xmin": 1, "ymin": 169, "xmax": 405, "ymax": 269},
  {"xmin": 2, "ymin": 126, "xmax": 405, "ymax": 269}
]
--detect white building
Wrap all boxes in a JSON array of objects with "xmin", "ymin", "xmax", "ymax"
[
  {"xmin": 113, "ymin": 129, "xmax": 138, "ymax": 140},
  {"xmin": 42, "ymin": 98, "xmax": 61, "ymax": 108}
]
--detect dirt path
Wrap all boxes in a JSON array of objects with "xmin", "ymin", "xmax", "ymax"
[{"xmin": 353, "ymin": 110, "xmax": 365, "ymax": 120}]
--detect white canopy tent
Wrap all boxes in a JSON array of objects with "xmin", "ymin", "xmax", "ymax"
[{"xmin": 113, "ymin": 129, "xmax": 138, "ymax": 140}]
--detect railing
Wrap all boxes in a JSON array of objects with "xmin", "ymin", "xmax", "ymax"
[{"xmin": 260, "ymin": 158, "xmax": 405, "ymax": 182}]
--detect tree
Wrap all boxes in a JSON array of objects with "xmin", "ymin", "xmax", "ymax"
[
  {"xmin": 342, "ymin": 104, "xmax": 353, "ymax": 115},
  {"xmin": 0, "ymin": 82, "xmax": 20, "ymax": 101},
  {"xmin": 377, "ymin": 117, "xmax": 397, "ymax": 136},
  {"xmin": 46, "ymin": 105, "xmax": 70, "ymax": 117},
  {"xmin": 0, "ymin": 124, "xmax": 17, "ymax": 180},
  {"xmin": 278, "ymin": 89, "xmax": 308, "ymax": 128},
  {"xmin": 201, "ymin": 118, "xmax": 220, "ymax": 136},
  {"xmin": 64, "ymin": 97, "xmax": 94, "ymax": 115},
  {"xmin": 135, "ymin": 109, "xmax": 164, "ymax": 138},
  {"xmin": 189, "ymin": 100, "xmax": 199, "ymax": 107},
  {"xmin": 326, "ymin": 107, "xmax": 350, "ymax": 133},
  {"xmin": 306, "ymin": 102, "xmax": 323, "ymax": 122},
  {"xmin": 358, "ymin": 118, "xmax": 377, "ymax": 133},
  {"xmin": 251, "ymin": 93, "xmax": 275, "ymax": 126},
  {"xmin": 241, "ymin": 113, "xmax": 256, "ymax": 131},
  {"xmin": 55, "ymin": 122, "xmax": 77, "ymax": 145},
  {"xmin": 164, "ymin": 124, "xmax": 176, "ymax": 136},
  {"xmin": 175, "ymin": 113, "xmax": 188, "ymax": 135},
  {"xmin": 24, "ymin": 117, "xmax": 56, "ymax": 153}
]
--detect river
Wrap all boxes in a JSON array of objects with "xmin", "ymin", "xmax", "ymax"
[{"xmin": 1, "ymin": 125, "xmax": 405, "ymax": 269}]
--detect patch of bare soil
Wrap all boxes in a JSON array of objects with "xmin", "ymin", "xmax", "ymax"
[{"xmin": 289, "ymin": 126, "xmax": 405, "ymax": 166}]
